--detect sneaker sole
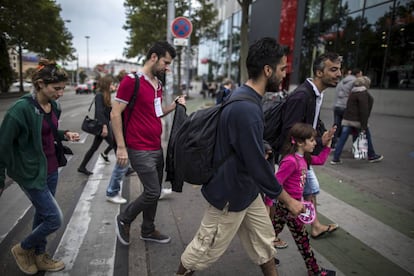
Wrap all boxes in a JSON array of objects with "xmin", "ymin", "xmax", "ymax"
[
  {"xmin": 115, "ymin": 216, "xmax": 130, "ymax": 246},
  {"xmin": 369, "ymin": 156, "xmax": 384, "ymax": 163},
  {"xmin": 106, "ymin": 197, "xmax": 127, "ymax": 204},
  {"xmin": 38, "ymin": 263, "xmax": 65, "ymax": 272},
  {"xmin": 139, "ymin": 236, "xmax": 171, "ymax": 244},
  {"xmin": 11, "ymin": 246, "xmax": 38, "ymax": 275}
]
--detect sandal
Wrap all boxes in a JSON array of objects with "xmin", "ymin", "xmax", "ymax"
[{"xmin": 273, "ymin": 238, "xmax": 288, "ymax": 249}]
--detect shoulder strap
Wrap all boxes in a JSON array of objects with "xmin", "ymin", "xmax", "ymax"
[
  {"xmin": 125, "ymin": 73, "xmax": 140, "ymax": 128},
  {"xmin": 213, "ymin": 92, "xmax": 258, "ymax": 169}
]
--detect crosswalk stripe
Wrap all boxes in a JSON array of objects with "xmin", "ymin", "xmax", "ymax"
[{"xmin": 47, "ymin": 158, "xmax": 119, "ymax": 275}]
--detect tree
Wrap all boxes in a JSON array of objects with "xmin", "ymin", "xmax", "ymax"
[
  {"xmin": 123, "ymin": 0, "xmax": 218, "ymax": 94},
  {"xmin": 123, "ymin": 0, "xmax": 218, "ymax": 57},
  {"xmin": 0, "ymin": 0, "xmax": 74, "ymax": 92},
  {"xmin": 0, "ymin": 33, "xmax": 14, "ymax": 93},
  {"xmin": 237, "ymin": 0, "xmax": 252, "ymax": 83}
]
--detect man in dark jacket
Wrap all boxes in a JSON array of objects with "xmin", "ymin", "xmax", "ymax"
[
  {"xmin": 279, "ymin": 52, "xmax": 341, "ymax": 239},
  {"xmin": 176, "ymin": 37, "xmax": 304, "ymax": 276}
]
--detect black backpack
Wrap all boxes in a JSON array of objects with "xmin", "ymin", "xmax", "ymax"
[
  {"xmin": 263, "ymin": 95, "xmax": 287, "ymax": 152},
  {"xmin": 174, "ymin": 94, "xmax": 256, "ymax": 186}
]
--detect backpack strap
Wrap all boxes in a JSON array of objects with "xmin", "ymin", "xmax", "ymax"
[
  {"xmin": 124, "ymin": 73, "xmax": 140, "ymax": 128},
  {"xmin": 214, "ymin": 92, "xmax": 259, "ymax": 169}
]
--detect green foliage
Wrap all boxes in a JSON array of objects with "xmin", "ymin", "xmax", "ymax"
[
  {"xmin": 0, "ymin": 34, "xmax": 14, "ymax": 93},
  {"xmin": 0, "ymin": 0, "xmax": 75, "ymax": 61},
  {"xmin": 123, "ymin": 0, "xmax": 218, "ymax": 58}
]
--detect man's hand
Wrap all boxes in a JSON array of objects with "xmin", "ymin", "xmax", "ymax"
[
  {"xmin": 277, "ymin": 190, "xmax": 305, "ymax": 217},
  {"xmin": 116, "ymin": 146, "xmax": 129, "ymax": 167},
  {"xmin": 286, "ymin": 198, "xmax": 305, "ymax": 217},
  {"xmin": 175, "ymin": 95, "xmax": 186, "ymax": 106}
]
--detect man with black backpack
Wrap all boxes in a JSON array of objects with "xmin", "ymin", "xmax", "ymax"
[
  {"xmin": 111, "ymin": 41, "xmax": 186, "ymax": 246},
  {"xmin": 176, "ymin": 37, "xmax": 304, "ymax": 276}
]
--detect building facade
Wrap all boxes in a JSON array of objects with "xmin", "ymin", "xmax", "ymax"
[{"xmin": 207, "ymin": 0, "xmax": 413, "ymax": 89}]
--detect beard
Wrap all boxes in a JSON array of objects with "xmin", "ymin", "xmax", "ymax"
[{"xmin": 265, "ymin": 74, "xmax": 281, "ymax": 92}]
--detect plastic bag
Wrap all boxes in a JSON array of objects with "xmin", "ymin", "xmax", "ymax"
[{"xmin": 353, "ymin": 131, "xmax": 368, "ymax": 160}]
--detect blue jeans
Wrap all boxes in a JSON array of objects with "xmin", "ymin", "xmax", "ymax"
[
  {"xmin": 333, "ymin": 126, "xmax": 376, "ymax": 161},
  {"xmin": 120, "ymin": 149, "xmax": 164, "ymax": 235},
  {"xmin": 21, "ymin": 171, "xmax": 63, "ymax": 254},
  {"xmin": 332, "ymin": 107, "xmax": 345, "ymax": 147},
  {"xmin": 106, "ymin": 162, "xmax": 129, "ymax": 197}
]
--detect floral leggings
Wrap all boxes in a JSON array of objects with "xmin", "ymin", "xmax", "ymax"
[{"xmin": 272, "ymin": 201, "xmax": 321, "ymax": 275}]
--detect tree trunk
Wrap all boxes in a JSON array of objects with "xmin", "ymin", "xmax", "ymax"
[
  {"xmin": 238, "ymin": 0, "xmax": 252, "ymax": 84},
  {"xmin": 18, "ymin": 42, "xmax": 24, "ymax": 93}
]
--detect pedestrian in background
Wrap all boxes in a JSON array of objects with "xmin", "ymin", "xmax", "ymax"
[
  {"xmin": 332, "ymin": 68, "xmax": 362, "ymax": 148},
  {"xmin": 331, "ymin": 76, "xmax": 383, "ymax": 164},
  {"xmin": 112, "ymin": 41, "xmax": 186, "ymax": 246},
  {"xmin": 278, "ymin": 52, "xmax": 341, "ymax": 239},
  {"xmin": 215, "ymin": 78, "xmax": 234, "ymax": 104},
  {"xmin": 0, "ymin": 59, "xmax": 80, "ymax": 274},
  {"xmin": 273, "ymin": 123, "xmax": 335, "ymax": 276},
  {"xmin": 78, "ymin": 75, "xmax": 115, "ymax": 175},
  {"xmin": 176, "ymin": 37, "xmax": 304, "ymax": 276}
]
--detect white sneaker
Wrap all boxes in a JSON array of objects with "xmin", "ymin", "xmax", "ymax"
[
  {"xmin": 106, "ymin": 194, "xmax": 127, "ymax": 204},
  {"xmin": 159, "ymin": 188, "xmax": 172, "ymax": 199}
]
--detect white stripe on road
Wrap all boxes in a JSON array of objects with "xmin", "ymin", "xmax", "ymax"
[
  {"xmin": 318, "ymin": 190, "xmax": 414, "ymax": 274},
  {"xmin": 48, "ymin": 158, "xmax": 119, "ymax": 276}
]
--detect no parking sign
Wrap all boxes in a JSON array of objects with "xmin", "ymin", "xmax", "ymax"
[{"xmin": 171, "ymin": 17, "xmax": 193, "ymax": 39}]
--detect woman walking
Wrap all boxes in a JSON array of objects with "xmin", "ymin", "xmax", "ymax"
[
  {"xmin": 0, "ymin": 59, "xmax": 80, "ymax": 274},
  {"xmin": 78, "ymin": 75, "xmax": 115, "ymax": 175}
]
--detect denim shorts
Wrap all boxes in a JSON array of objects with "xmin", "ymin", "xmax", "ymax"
[{"xmin": 303, "ymin": 167, "xmax": 320, "ymax": 197}]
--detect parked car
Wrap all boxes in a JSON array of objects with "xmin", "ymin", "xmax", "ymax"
[
  {"xmin": 9, "ymin": 81, "xmax": 33, "ymax": 93},
  {"xmin": 75, "ymin": 83, "xmax": 90, "ymax": 94}
]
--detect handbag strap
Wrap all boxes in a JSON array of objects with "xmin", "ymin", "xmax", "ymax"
[
  {"xmin": 87, "ymin": 96, "xmax": 95, "ymax": 113},
  {"xmin": 27, "ymin": 97, "xmax": 64, "ymax": 148}
]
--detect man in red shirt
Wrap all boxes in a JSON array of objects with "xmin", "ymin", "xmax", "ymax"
[{"xmin": 112, "ymin": 41, "xmax": 185, "ymax": 245}]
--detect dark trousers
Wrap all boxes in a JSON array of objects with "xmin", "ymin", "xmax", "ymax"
[
  {"xmin": 120, "ymin": 149, "xmax": 164, "ymax": 235},
  {"xmin": 79, "ymin": 134, "xmax": 113, "ymax": 169}
]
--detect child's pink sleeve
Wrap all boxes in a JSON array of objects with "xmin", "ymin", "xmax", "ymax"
[
  {"xmin": 264, "ymin": 195, "xmax": 273, "ymax": 207},
  {"xmin": 311, "ymin": 146, "xmax": 331, "ymax": 165}
]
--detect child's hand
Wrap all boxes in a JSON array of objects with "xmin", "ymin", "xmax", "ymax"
[{"xmin": 322, "ymin": 126, "xmax": 336, "ymax": 146}]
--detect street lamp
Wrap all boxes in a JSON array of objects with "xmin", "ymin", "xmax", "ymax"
[{"xmin": 85, "ymin": 35, "xmax": 90, "ymax": 69}]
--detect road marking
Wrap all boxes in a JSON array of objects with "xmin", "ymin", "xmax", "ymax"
[
  {"xmin": 48, "ymin": 157, "xmax": 119, "ymax": 276},
  {"xmin": 318, "ymin": 190, "xmax": 414, "ymax": 274}
]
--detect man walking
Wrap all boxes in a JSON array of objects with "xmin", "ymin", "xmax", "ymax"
[
  {"xmin": 112, "ymin": 41, "xmax": 185, "ymax": 245},
  {"xmin": 279, "ymin": 52, "xmax": 342, "ymax": 239},
  {"xmin": 176, "ymin": 37, "xmax": 304, "ymax": 276}
]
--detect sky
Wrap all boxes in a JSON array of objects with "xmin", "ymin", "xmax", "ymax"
[{"xmin": 56, "ymin": 0, "xmax": 133, "ymax": 69}]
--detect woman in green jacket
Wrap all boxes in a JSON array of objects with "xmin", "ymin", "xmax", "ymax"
[{"xmin": 0, "ymin": 59, "xmax": 79, "ymax": 275}]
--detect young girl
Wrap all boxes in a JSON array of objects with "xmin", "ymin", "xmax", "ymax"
[{"xmin": 272, "ymin": 122, "xmax": 336, "ymax": 276}]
